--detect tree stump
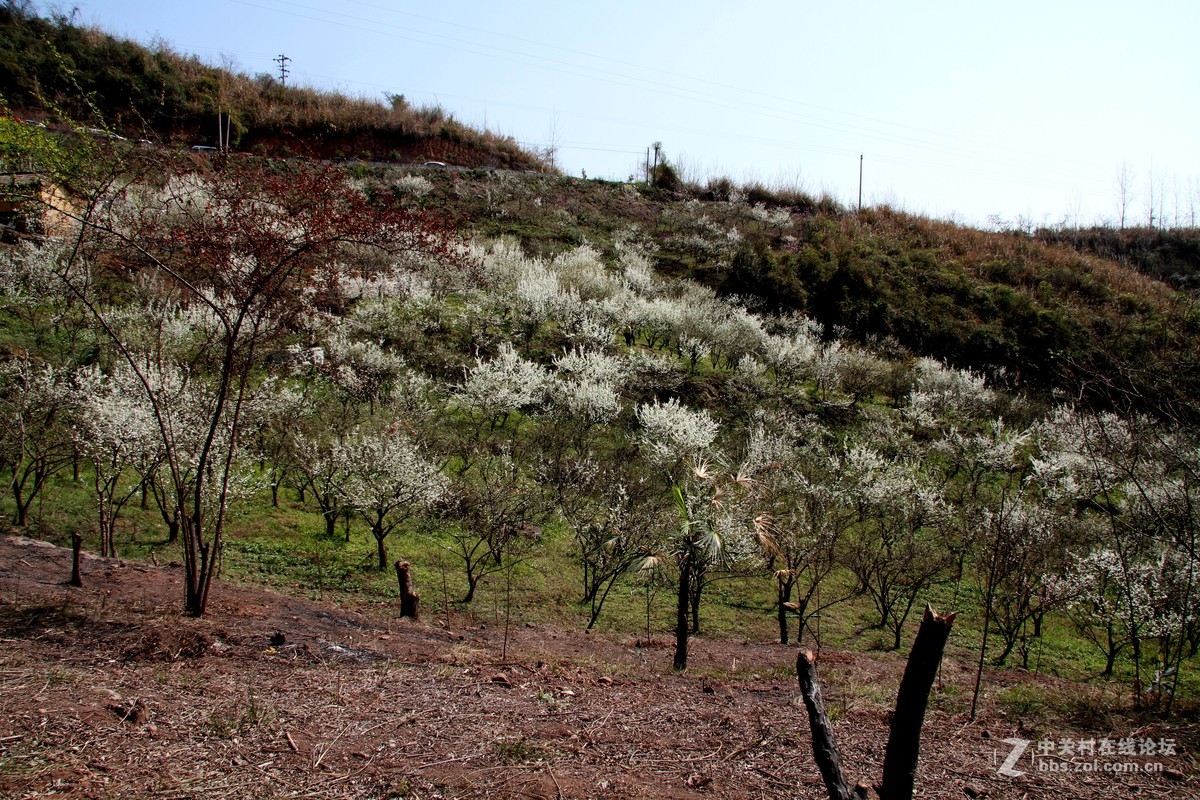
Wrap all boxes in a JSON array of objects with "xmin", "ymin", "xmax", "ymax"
[
  {"xmin": 68, "ymin": 532, "xmax": 83, "ymax": 587},
  {"xmin": 796, "ymin": 649, "xmax": 859, "ymax": 800},
  {"xmin": 394, "ymin": 560, "xmax": 419, "ymax": 620},
  {"xmin": 879, "ymin": 605, "xmax": 956, "ymax": 800},
  {"xmin": 797, "ymin": 604, "xmax": 956, "ymax": 800}
]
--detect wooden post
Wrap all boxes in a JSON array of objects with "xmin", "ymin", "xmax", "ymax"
[
  {"xmin": 394, "ymin": 561, "xmax": 419, "ymax": 620},
  {"xmin": 879, "ymin": 604, "xmax": 956, "ymax": 800}
]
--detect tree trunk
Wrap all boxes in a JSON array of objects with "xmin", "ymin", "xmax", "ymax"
[
  {"xmin": 69, "ymin": 532, "xmax": 83, "ymax": 587},
  {"xmin": 375, "ymin": 525, "xmax": 388, "ymax": 571},
  {"xmin": 12, "ymin": 476, "xmax": 29, "ymax": 526},
  {"xmin": 879, "ymin": 605, "xmax": 957, "ymax": 800},
  {"xmin": 395, "ymin": 560, "xmax": 419, "ymax": 619},
  {"xmin": 777, "ymin": 576, "xmax": 795, "ymax": 645},
  {"xmin": 462, "ymin": 565, "xmax": 480, "ymax": 603},
  {"xmin": 970, "ymin": 590, "xmax": 994, "ymax": 720},
  {"xmin": 674, "ymin": 554, "xmax": 691, "ymax": 670}
]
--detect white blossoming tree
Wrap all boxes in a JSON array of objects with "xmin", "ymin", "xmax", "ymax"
[
  {"xmin": 39, "ymin": 154, "xmax": 465, "ymax": 616},
  {"xmin": 635, "ymin": 396, "xmax": 719, "ymax": 481},
  {"xmin": 340, "ymin": 419, "xmax": 447, "ymax": 571},
  {"xmin": 743, "ymin": 420, "xmax": 860, "ymax": 646},
  {"xmin": 1034, "ymin": 407, "xmax": 1200, "ymax": 710},
  {"xmin": 459, "ymin": 342, "xmax": 550, "ymax": 431},
  {"xmin": 843, "ymin": 445, "xmax": 953, "ymax": 650},
  {"xmin": 73, "ymin": 363, "xmax": 161, "ymax": 558},
  {"xmin": 0, "ymin": 358, "xmax": 78, "ymax": 527}
]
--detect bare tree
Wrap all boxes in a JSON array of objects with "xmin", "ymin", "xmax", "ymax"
[
  {"xmin": 1115, "ymin": 162, "xmax": 1135, "ymax": 231},
  {"xmin": 439, "ymin": 452, "xmax": 547, "ymax": 603}
]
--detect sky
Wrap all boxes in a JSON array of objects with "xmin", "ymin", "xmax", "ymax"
[{"xmin": 67, "ymin": 0, "xmax": 1200, "ymax": 228}]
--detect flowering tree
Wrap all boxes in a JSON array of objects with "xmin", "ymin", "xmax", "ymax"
[
  {"xmin": 459, "ymin": 342, "xmax": 550, "ymax": 431},
  {"xmin": 904, "ymin": 357, "xmax": 997, "ymax": 427},
  {"xmin": 762, "ymin": 319, "xmax": 821, "ymax": 387},
  {"xmin": 744, "ymin": 421, "xmax": 860, "ymax": 646},
  {"xmin": 665, "ymin": 461, "xmax": 761, "ymax": 670},
  {"xmin": 323, "ymin": 327, "xmax": 408, "ymax": 413},
  {"xmin": 843, "ymin": 444, "xmax": 952, "ymax": 650},
  {"xmin": 439, "ymin": 452, "xmax": 547, "ymax": 603},
  {"xmin": 340, "ymin": 419, "xmax": 446, "ymax": 571},
  {"xmin": 73, "ymin": 363, "xmax": 160, "ymax": 557},
  {"xmin": 635, "ymin": 396, "xmax": 719, "ymax": 481},
  {"xmin": 40, "ymin": 151, "xmax": 463, "ymax": 616},
  {"xmin": 0, "ymin": 358, "xmax": 77, "ymax": 527},
  {"xmin": 539, "ymin": 453, "xmax": 665, "ymax": 629},
  {"xmin": 289, "ymin": 426, "xmax": 353, "ymax": 541},
  {"xmin": 0, "ymin": 239, "xmax": 95, "ymax": 369},
  {"xmin": 1034, "ymin": 407, "xmax": 1200, "ymax": 710},
  {"xmin": 547, "ymin": 346, "xmax": 625, "ymax": 436}
]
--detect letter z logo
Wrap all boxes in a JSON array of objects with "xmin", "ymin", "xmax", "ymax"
[{"xmin": 998, "ymin": 737, "xmax": 1030, "ymax": 777}]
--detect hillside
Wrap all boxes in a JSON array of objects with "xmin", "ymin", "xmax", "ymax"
[
  {"xmin": 368, "ymin": 164, "xmax": 1200, "ymax": 417},
  {"xmin": 2, "ymin": 13, "xmax": 1200, "ymax": 799},
  {"xmin": 3, "ymin": 2, "xmax": 1197, "ymax": 418},
  {"xmin": 1036, "ymin": 225, "xmax": 1200, "ymax": 291},
  {"xmin": 0, "ymin": 4, "xmax": 547, "ymax": 169}
]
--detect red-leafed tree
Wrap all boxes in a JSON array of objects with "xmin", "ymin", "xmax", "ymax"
[{"xmin": 51, "ymin": 151, "xmax": 467, "ymax": 616}]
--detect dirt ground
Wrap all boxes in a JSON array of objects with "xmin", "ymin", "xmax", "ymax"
[{"xmin": 0, "ymin": 533, "xmax": 1195, "ymax": 800}]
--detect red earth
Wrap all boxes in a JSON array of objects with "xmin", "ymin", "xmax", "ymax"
[{"xmin": 0, "ymin": 533, "xmax": 1194, "ymax": 799}]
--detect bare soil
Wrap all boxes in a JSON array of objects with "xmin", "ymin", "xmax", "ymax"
[{"xmin": 0, "ymin": 533, "xmax": 1194, "ymax": 799}]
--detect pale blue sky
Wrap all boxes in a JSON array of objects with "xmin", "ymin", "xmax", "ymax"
[{"xmin": 71, "ymin": 1, "xmax": 1200, "ymax": 227}]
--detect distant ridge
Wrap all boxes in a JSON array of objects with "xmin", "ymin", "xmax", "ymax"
[{"xmin": 0, "ymin": 4, "xmax": 550, "ymax": 170}]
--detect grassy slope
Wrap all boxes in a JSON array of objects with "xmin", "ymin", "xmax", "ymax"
[{"xmin": 384, "ymin": 165, "xmax": 1200, "ymax": 416}]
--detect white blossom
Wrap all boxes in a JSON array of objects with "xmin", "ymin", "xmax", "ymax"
[
  {"xmin": 459, "ymin": 342, "xmax": 551, "ymax": 417},
  {"xmin": 393, "ymin": 173, "xmax": 433, "ymax": 199},
  {"xmin": 554, "ymin": 346, "xmax": 625, "ymax": 385},
  {"xmin": 763, "ymin": 322, "xmax": 821, "ymax": 385},
  {"xmin": 906, "ymin": 357, "xmax": 996, "ymax": 422},
  {"xmin": 636, "ymin": 397, "xmax": 719, "ymax": 468},
  {"xmin": 551, "ymin": 378, "xmax": 622, "ymax": 425}
]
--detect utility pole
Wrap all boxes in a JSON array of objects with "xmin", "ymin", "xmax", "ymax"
[
  {"xmin": 858, "ymin": 153, "xmax": 863, "ymax": 213},
  {"xmin": 274, "ymin": 54, "xmax": 291, "ymax": 86}
]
